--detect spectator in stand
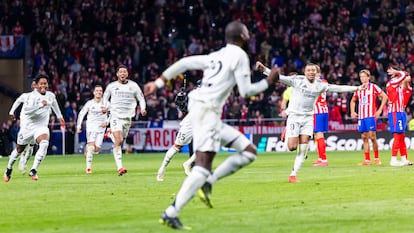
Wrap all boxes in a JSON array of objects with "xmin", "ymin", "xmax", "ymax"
[{"xmin": 350, "ymin": 69, "xmax": 388, "ymax": 166}]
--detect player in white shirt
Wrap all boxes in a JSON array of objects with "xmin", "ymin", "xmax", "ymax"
[
  {"xmin": 4, "ymin": 74, "xmax": 65, "ymax": 182},
  {"xmin": 8, "ymin": 80, "xmax": 37, "ymax": 174},
  {"xmin": 144, "ymin": 21, "xmax": 280, "ymax": 230},
  {"xmin": 257, "ymin": 62, "xmax": 367, "ymax": 183},
  {"xmin": 156, "ymin": 89, "xmax": 193, "ymax": 181},
  {"xmin": 77, "ymin": 85, "xmax": 108, "ymax": 174},
  {"xmin": 103, "ymin": 65, "xmax": 147, "ymax": 176}
]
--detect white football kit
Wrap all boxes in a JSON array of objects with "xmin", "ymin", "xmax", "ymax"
[
  {"xmin": 103, "ymin": 80, "xmax": 146, "ymax": 138},
  {"xmin": 162, "ymin": 44, "xmax": 269, "ymax": 152},
  {"xmin": 9, "ymin": 92, "xmax": 30, "ymax": 128},
  {"xmin": 77, "ymin": 98, "xmax": 107, "ymax": 147},
  {"xmin": 18, "ymin": 90, "xmax": 63, "ymax": 145},
  {"xmin": 278, "ymin": 74, "xmax": 358, "ymax": 137}
]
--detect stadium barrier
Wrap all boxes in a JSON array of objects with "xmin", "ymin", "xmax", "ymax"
[{"xmin": 48, "ymin": 119, "xmax": 413, "ymax": 155}]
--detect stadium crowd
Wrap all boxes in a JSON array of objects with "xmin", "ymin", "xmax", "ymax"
[{"xmin": 1, "ymin": 0, "xmax": 414, "ymax": 155}]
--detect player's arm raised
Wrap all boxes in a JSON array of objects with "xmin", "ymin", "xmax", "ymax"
[{"xmin": 144, "ymin": 55, "xmax": 208, "ymax": 97}]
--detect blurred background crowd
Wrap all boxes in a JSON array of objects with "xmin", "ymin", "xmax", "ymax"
[{"xmin": 1, "ymin": 0, "xmax": 414, "ymax": 155}]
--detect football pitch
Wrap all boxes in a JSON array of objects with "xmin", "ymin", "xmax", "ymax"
[{"xmin": 1, "ymin": 150, "xmax": 413, "ymax": 233}]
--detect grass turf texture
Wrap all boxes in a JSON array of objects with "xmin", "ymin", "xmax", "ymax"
[{"xmin": 1, "ymin": 151, "xmax": 413, "ymax": 233}]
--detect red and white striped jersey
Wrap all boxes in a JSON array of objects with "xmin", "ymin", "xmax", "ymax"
[
  {"xmin": 386, "ymin": 71, "xmax": 409, "ymax": 113},
  {"xmin": 352, "ymin": 82, "xmax": 383, "ymax": 119},
  {"xmin": 403, "ymin": 86, "xmax": 412, "ymax": 107},
  {"xmin": 314, "ymin": 92, "xmax": 328, "ymax": 114},
  {"xmin": 314, "ymin": 78, "xmax": 329, "ymax": 114}
]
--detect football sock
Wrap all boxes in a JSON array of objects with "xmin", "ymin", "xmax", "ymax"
[
  {"xmin": 31, "ymin": 140, "xmax": 49, "ymax": 170},
  {"xmin": 364, "ymin": 151, "xmax": 370, "ymax": 161},
  {"xmin": 113, "ymin": 146, "xmax": 123, "ymax": 169},
  {"xmin": 161, "ymin": 146, "xmax": 180, "ymax": 168},
  {"xmin": 206, "ymin": 151, "xmax": 256, "ymax": 185},
  {"xmin": 290, "ymin": 144, "xmax": 308, "ymax": 176},
  {"xmin": 21, "ymin": 144, "xmax": 34, "ymax": 165},
  {"xmin": 166, "ymin": 166, "xmax": 210, "ymax": 217},
  {"xmin": 316, "ymin": 138, "xmax": 327, "ymax": 160},
  {"xmin": 391, "ymin": 134, "xmax": 399, "ymax": 156},
  {"xmin": 7, "ymin": 149, "xmax": 21, "ymax": 169},
  {"xmin": 86, "ymin": 145, "xmax": 94, "ymax": 170},
  {"xmin": 398, "ymin": 134, "xmax": 407, "ymax": 159},
  {"xmin": 374, "ymin": 150, "xmax": 379, "ymax": 159}
]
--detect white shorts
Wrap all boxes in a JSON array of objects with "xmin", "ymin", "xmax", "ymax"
[
  {"xmin": 175, "ymin": 114, "xmax": 193, "ymax": 146},
  {"xmin": 285, "ymin": 114, "xmax": 314, "ymax": 138},
  {"xmin": 190, "ymin": 101, "xmax": 221, "ymax": 152},
  {"xmin": 189, "ymin": 100, "xmax": 251, "ymax": 152},
  {"xmin": 17, "ymin": 126, "xmax": 49, "ymax": 145},
  {"xmin": 220, "ymin": 123, "xmax": 250, "ymax": 151},
  {"xmin": 86, "ymin": 131, "xmax": 105, "ymax": 148},
  {"xmin": 110, "ymin": 117, "xmax": 131, "ymax": 139}
]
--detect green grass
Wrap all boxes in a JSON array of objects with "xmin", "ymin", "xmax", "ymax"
[{"xmin": 1, "ymin": 150, "xmax": 414, "ymax": 233}]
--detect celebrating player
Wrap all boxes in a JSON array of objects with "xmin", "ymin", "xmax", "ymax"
[
  {"xmin": 103, "ymin": 65, "xmax": 147, "ymax": 176},
  {"xmin": 257, "ymin": 62, "xmax": 367, "ymax": 183},
  {"xmin": 386, "ymin": 67, "xmax": 413, "ymax": 166},
  {"xmin": 145, "ymin": 21, "xmax": 280, "ymax": 230},
  {"xmin": 4, "ymin": 73, "xmax": 65, "ymax": 182},
  {"xmin": 76, "ymin": 85, "xmax": 108, "ymax": 174},
  {"xmin": 8, "ymin": 80, "xmax": 37, "ymax": 174},
  {"xmin": 350, "ymin": 69, "xmax": 388, "ymax": 166}
]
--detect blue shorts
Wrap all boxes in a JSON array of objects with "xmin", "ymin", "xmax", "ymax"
[
  {"xmin": 388, "ymin": 112, "xmax": 406, "ymax": 133},
  {"xmin": 313, "ymin": 113, "xmax": 328, "ymax": 133},
  {"xmin": 358, "ymin": 117, "xmax": 376, "ymax": 132}
]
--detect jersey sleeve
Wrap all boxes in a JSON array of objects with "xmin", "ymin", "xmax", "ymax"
[
  {"xmin": 135, "ymin": 85, "xmax": 146, "ymax": 110},
  {"xmin": 235, "ymin": 53, "xmax": 269, "ymax": 97},
  {"xmin": 162, "ymin": 55, "xmax": 209, "ymax": 80},
  {"xmin": 50, "ymin": 94, "xmax": 63, "ymax": 119},
  {"xmin": 76, "ymin": 101, "xmax": 90, "ymax": 129},
  {"xmin": 326, "ymin": 84, "xmax": 358, "ymax": 93},
  {"xmin": 9, "ymin": 94, "xmax": 26, "ymax": 115},
  {"xmin": 102, "ymin": 84, "xmax": 112, "ymax": 108}
]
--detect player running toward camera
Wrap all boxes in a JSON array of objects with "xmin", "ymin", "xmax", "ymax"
[
  {"xmin": 386, "ymin": 66, "xmax": 413, "ymax": 166},
  {"xmin": 4, "ymin": 73, "xmax": 65, "ymax": 182},
  {"xmin": 103, "ymin": 65, "xmax": 147, "ymax": 176},
  {"xmin": 312, "ymin": 67, "xmax": 329, "ymax": 167},
  {"xmin": 350, "ymin": 69, "xmax": 388, "ymax": 166},
  {"xmin": 8, "ymin": 80, "xmax": 37, "ymax": 174},
  {"xmin": 77, "ymin": 85, "xmax": 108, "ymax": 174},
  {"xmin": 257, "ymin": 62, "xmax": 367, "ymax": 183},
  {"xmin": 145, "ymin": 21, "xmax": 280, "ymax": 230}
]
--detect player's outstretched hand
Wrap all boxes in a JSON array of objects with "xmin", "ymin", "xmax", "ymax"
[
  {"xmin": 267, "ymin": 65, "xmax": 280, "ymax": 84},
  {"xmin": 255, "ymin": 61, "xmax": 267, "ymax": 73},
  {"xmin": 144, "ymin": 82, "xmax": 157, "ymax": 97}
]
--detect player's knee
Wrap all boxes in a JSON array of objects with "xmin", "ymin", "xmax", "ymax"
[
  {"xmin": 241, "ymin": 150, "xmax": 256, "ymax": 162},
  {"xmin": 244, "ymin": 144, "xmax": 257, "ymax": 155},
  {"xmin": 288, "ymin": 145, "xmax": 297, "ymax": 151},
  {"xmin": 38, "ymin": 140, "xmax": 49, "ymax": 153}
]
